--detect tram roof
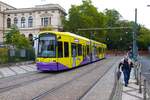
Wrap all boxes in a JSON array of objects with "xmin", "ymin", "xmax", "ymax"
[{"xmin": 39, "ymin": 31, "xmax": 106, "ymax": 47}]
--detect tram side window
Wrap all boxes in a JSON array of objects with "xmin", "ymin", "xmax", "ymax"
[
  {"xmin": 71, "ymin": 43, "xmax": 76, "ymax": 57},
  {"xmin": 78, "ymin": 44, "xmax": 82, "ymax": 56},
  {"xmin": 64, "ymin": 42, "xmax": 69, "ymax": 57},
  {"xmin": 83, "ymin": 45, "xmax": 85, "ymax": 57},
  {"xmin": 87, "ymin": 45, "xmax": 89, "ymax": 55},
  {"xmin": 99, "ymin": 47, "xmax": 102, "ymax": 53},
  {"xmin": 58, "ymin": 41, "xmax": 63, "ymax": 58}
]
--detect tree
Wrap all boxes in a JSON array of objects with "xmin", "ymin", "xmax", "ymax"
[
  {"xmin": 62, "ymin": 0, "xmax": 150, "ymax": 51},
  {"xmin": 138, "ymin": 26, "xmax": 150, "ymax": 50},
  {"xmin": 104, "ymin": 9, "xmax": 121, "ymax": 27},
  {"xmin": 4, "ymin": 25, "xmax": 31, "ymax": 49},
  {"xmin": 63, "ymin": 0, "xmax": 106, "ymax": 38}
]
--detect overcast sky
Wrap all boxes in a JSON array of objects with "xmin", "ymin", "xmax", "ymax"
[{"xmin": 1, "ymin": 0, "xmax": 150, "ymax": 29}]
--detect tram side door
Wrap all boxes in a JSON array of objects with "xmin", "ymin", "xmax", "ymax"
[{"xmin": 71, "ymin": 43, "xmax": 77, "ymax": 67}]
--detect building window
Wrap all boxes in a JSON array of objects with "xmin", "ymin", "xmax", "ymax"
[
  {"xmin": 14, "ymin": 17, "xmax": 18, "ymax": 26},
  {"xmin": 7, "ymin": 18, "xmax": 11, "ymax": 28},
  {"xmin": 41, "ymin": 17, "xmax": 49, "ymax": 26},
  {"xmin": 28, "ymin": 16, "xmax": 33, "ymax": 27},
  {"xmin": 21, "ymin": 17, "xmax": 25, "ymax": 28}
]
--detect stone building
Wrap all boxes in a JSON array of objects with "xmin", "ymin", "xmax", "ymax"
[{"xmin": 0, "ymin": 1, "xmax": 66, "ymax": 43}]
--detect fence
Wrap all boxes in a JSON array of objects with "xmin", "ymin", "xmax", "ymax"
[
  {"xmin": 127, "ymin": 60, "xmax": 150, "ymax": 100},
  {"xmin": 0, "ymin": 47, "xmax": 35, "ymax": 64},
  {"xmin": 138, "ymin": 63, "xmax": 150, "ymax": 100}
]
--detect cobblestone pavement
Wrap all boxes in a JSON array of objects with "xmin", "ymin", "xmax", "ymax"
[{"xmin": 0, "ymin": 57, "xmax": 121, "ymax": 100}]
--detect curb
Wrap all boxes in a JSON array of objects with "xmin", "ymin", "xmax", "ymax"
[{"xmin": 0, "ymin": 61, "xmax": 35, "ymax": 68}]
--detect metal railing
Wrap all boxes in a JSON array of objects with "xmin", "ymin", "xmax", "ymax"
[
  {"xmin": 0, "ymin": 47, "xmax": 35, "ymax": 64},
  {"xmin": 136, "ymin": 62, "xmax": 150, "ymax": 100}
]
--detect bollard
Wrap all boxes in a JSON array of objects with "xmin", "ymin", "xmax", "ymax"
[
  {"xmin": 135, "ymin": 63, "xmax": 139, "ymax": 85},
  {"xmin": 134, "ymin": 63, "xmax": 137, "ymax": 80},
  {"xmin": 136, "ymin": 66, "xmax": 139, "ymax": 85},
  {"xmin": 143, "ymin": 79, "xmax": 146, "ymax": 100},
  {"xmin": 139, "ymin": 71, "xmax": 142, "ymax": 93}
]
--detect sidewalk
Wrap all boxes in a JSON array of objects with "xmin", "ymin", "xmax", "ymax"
[
  {"xmin": 0, "ymin": 61, "xmax": 36, "ymax": 78},
  {"xmin": 121, "ymin": 71, "xmax": 143, "ymax": 100}
]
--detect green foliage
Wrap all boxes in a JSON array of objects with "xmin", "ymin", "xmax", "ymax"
[
  {"xmin": 138, "ymin": 26, "xmax": 150, "ymax": 50},
  {"xmin": 63, "ymin": 0, "xmax": 105, "ymax": 36},
  {"xmin": 4, "ymin": 25, "xmax": 31, "ymax": 49},
  {"xmin": 104, "ymin": 9, "xmax": 121, "ymax": 27},
  {"xmin": 0, "ymin": 48, "xmax": 8, "ymax": 64},
  {"xmin": 62, "ymin": 0, "xmax": 150, "ymax": 50}
]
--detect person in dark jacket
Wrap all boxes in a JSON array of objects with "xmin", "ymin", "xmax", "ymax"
[{"xmin": 119, "ymin": 57, "xmax": 133, "ymax": 87}]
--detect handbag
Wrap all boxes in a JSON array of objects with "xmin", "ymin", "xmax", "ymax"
[{"xmin": 117, "ymin": 70, "xmax": 121, "ymax": 80}]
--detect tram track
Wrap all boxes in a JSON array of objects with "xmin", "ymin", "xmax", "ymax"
[
  {"xmin": 0, "ymin": 58, "xmax": 112, "ymax": 94},
  {"xmin": 0, "ymin": 57, "xmax": 120, "ymax": 100},
  {"xmin": 0, "ymin": 60, "xmax": 105, "ymax": 94},
  {"xmin": 32, "ymin": 58, "xmax": 118, "ymax": 100},
  {"xmin": 0, "ymin": 72, "xmax": 38, "ymax": 84},
  {"xmin": 0, "ymin": 73, "xmax": 55, "ymax": 93}
]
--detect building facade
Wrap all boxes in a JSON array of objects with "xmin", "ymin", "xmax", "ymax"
[{"xmin": 0, "ymin": 1, "xmax": 66, "ymax": 43}]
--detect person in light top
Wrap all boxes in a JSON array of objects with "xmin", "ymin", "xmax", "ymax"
[{"xmin": 119, "ymin": 56, "xmax": 133, "ymax": 86}]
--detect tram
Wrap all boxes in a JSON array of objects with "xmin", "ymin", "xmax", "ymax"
[{"xmin": 36, "ymin": 31, "xmax": 107, "ymax": 71}]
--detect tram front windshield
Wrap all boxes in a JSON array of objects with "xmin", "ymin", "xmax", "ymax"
[{"xmin": 38, "ymin": 34, "xmax": 56, "ymax": 58}]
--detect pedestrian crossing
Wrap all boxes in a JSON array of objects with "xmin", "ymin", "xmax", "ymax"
[{"xmin": 0, "ymin": 64, "xmax": 37, "ymax": 78}]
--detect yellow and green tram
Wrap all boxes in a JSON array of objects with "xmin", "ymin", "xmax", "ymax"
[{"xmin": 36, "ymin": 31, "xmax": 107, "ymax": 71}]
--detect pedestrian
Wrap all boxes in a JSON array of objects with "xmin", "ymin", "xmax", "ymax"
[
  {"xmin": 127, "ymin": 50, "xmax": 133, "ymax": 59},
  {"xmin": 118, "ymin": 56, "xmax": 133, "ymax": 87}
]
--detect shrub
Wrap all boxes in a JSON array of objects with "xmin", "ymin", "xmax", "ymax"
[{"xmin": 0, "ymin": 48, "xmax": 8, "ymax": 64}]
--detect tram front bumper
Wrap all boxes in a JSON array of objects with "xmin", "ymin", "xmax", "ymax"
[
  {"xmin": 36, "ymin": 62, "xmax": 69, "ymax": 71},
  {"xmin": 36, "ymin": 62, "xmax": 58, "ymax": 71}
]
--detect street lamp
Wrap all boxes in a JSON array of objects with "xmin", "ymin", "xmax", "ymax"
[{"xmin": 132, "ymin": 8, "xmax": 138, "ymax": 61}]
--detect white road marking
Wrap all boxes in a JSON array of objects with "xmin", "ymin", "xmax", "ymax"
[
  {"xmin": 27, "ymin": 64, "xmax": 37, "ymax": 71},
  {"xmin": 0, "ymin": 68, "xmax": 16, "ymax": 77},
  {"xmin": 9, "ymin": 66, "xmax": 27, "ymax": 74},
  {"xmin": 19, "ymin": 65, "xmax": 36, "ymax": 71}
]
